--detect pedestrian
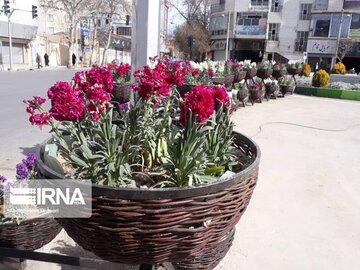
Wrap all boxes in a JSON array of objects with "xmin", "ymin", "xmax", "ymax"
[
  {"xmin": 35, "ymin": 53, "xmax": 42, "ymax": 69},
  {"xmin": 72, "ymin": 53, "xmax": 76, "ymax": 66},
  {"xmin": 44, "ymin": 53, "xmax": 49, "ymax": 67}
]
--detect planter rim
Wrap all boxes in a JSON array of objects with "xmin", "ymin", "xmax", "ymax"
[{"xmin": 36, "ymin": 132, "xmax": 260, "ymax": 200}]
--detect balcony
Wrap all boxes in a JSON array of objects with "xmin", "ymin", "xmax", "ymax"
[{"xmin": 211, "ymin": 3, "xmax": 225, "ymax": 14}]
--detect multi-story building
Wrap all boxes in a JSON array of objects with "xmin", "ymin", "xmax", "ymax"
[
  {"xmin": 307, "ymin": 0, "xmax": 360, "ymax": 71},
  {"xmin": 209, "ymin": 0, "xmax": 360, "ymax": 71},
  {"xmin": 0, "ymin": 0, "xmax": 38, "ymax": 68}
]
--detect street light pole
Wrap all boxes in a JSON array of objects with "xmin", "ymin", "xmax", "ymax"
[
  {"xmin": 7, "ymin": 11, "xmax": 14, "ymax": 71},
  {"xmin": 225, "ymin": 10, "xmax": 230, "ymax": 60},
  {"xmin": 333, "ymin": 8, "xmax": 344, "ymax": 69}
]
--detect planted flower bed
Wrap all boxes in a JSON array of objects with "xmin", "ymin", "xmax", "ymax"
[{"xmin": 295, "ymin": 86, "xmax": 360, "ymax": 101}]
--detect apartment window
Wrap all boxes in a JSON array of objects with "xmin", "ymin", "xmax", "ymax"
[
  {"xmin": 47, "ymin": 14, "xmax": 54, "ymax": 22},
  {"xmin": 299, "ymin": 4, "xmax": 311, "ymax": 20},
  {"xmin": 237, "ymin": 12, "xmax": 267, "ymax": 25},
  {"xmin": 251, "ymin": 0, "xmax": 269, "ymax": 6},
  {"xmin": 116, "ymin": 27, "xmax": 132, "ymax": 36},
  {"xmin": 64, "ymin": 15, "xmax": 70, "ymax": 22},
  {"xmin": 48, "ymin": 27, "xmax": 55, "ymax": 34},
  {"xmin": 97, "ymin": 19, "xmax": 101, "ymax": 27},
  {"xmin": 313, "ymin": 0, "xmax": 328, "ymax": 10},
  {"xmin": 268, "ymin": 23, "xmax": 279, "ymax": 40},
  {"xmin": 314, "ymin": 19, "xmax": 330, "ymax": 37},
  {"xmin": 295, "ymin": 31, "xmax": 308, "ymax": 52},
  {"xmin": 271, "ymin": 0, "xmax": 281, "ymax": 12},
  {"xmin": 210, "ymin": 15, "xmax": 228, "ymax": 35},
  {"xmin": 219, "ymin": 0, "xmax": 225, "ymax": 4}
]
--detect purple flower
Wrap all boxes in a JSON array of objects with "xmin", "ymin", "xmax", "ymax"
[
  {"xmin": 0, "ymin": 175, "xmax": 6, "ymax": 182},
  {"xmin": 117, "ymin": 102, "xmax": 129, "ymax": 111},
  {"xmin": 23, "ymin": 153, "xmax": 36, "ymax": 170},
  {"xmin": 16, "ymin": 162, "xmax": 29, "ymax": 180}
]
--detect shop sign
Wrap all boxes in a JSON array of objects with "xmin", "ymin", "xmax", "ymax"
[
  {"xmin": 211, "ymin": 40, "xmax": 226, "ymax": 50},
  {"xmin": 307, "ymin": 39, "xmax": 336, "ymax": 54}
]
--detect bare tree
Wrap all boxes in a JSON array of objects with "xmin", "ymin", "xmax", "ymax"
[
  {"xmin": 169, "ymin": 0, "xmax": 211, "ymax": 60},
  {"xmin": 99, "ymin": 0, "xmax": 131, "ymax": 65},
  {"xmin": 174, "ymin": 21, "xmax": 210, "ymax": 60},
  {"xmin": 337, "ymin": 39, "xmax": 354, "ymax": 62},
  {"xmin": 40, "ymin": 0, "xmax": 92, "ymax": 67}
]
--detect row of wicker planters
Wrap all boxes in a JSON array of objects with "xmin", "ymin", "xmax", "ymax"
[
  {"xmin": 238, "ymin": 84, "xmax": 295, "ymax": 106},
  {"xmin": 111, "ymin": 66, "xmax": 299, "ymax": 104}
]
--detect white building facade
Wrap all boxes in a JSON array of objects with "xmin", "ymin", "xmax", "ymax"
[{"xmin": 0, "ymin": 0, "xmax": 38, "ymax": 68}]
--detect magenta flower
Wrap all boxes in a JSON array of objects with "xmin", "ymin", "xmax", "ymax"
[{"xmin": 180, "ymin": 85, "xmax": 214, "ymax": 125}]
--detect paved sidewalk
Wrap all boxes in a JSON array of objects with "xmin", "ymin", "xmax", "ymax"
[
  {"xmin": 216, "ymin": 95, "xmax": 360, "ymax": 270},
  {"xmin": 1, "ymin": 95, "xmax": 360, "ymax": 269}
]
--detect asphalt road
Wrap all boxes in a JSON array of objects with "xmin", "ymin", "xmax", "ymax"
[{"xmin": 0, "ymin": 69, "xmax": 82, "ymax": 178}]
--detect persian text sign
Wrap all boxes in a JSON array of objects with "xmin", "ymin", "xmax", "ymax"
[
  {"xmin": 3, "ymin": 179, "xmax": 92, "ymax": 218},
  {"xmin": 211, "ymin": 40, "xmax": 226, "ymax": 51},
  {"xmin": 307, "ymin": 39, "xmax": 336, "ymax": 54}
]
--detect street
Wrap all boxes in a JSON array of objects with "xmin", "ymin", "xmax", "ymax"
[{"xmin": 0, "ymin": 69, "xmax": 82, "ymax": 178}]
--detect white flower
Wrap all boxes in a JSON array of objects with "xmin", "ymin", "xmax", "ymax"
[
  {"xmin": 200, "ymin": 61, "xmax": 209, "ymax": 71},
  {"xmin": 244, "ymin": 60, "xmax": 251, "ymax": 67},
  {"xmin": 251, "ymin": 62, "xmax": 257, "ymax": 68},
  {"xmin": 264, "ymin": 78, "xmax": 272, "ymax": 84}
]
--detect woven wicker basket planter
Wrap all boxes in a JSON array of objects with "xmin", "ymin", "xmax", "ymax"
[
  {"xmin": 272, "ymin": 69, "xmax": 286, "ymax": 79},
  {"xmin": 112, "ymin": 83, "xmax": 131, "ymax": 103},
  {"xmin": 249, "ymin": 89, "xmax": 265, "ymax": 105},
  {"xmin": 237, "ymin": 89, "xmax": 249, "ymax": 107},
  {"xmin": 211, "ymin": 77, "xmax": 225, "ymax": 85},
  {"xmin": 0, "ymin": 217, "xmax": 62, "ymax": 251},
  {"xmin": 224, "ymin": 74, "xmax": 235, "ymax": 88},
  {"xmin": 256, "ymin": 69, "xmax": 273, "ymax": 79},
  {"xmin": 233, "ymin": 71, "xmax": 247, "ymax": 83},
  {"xmin": 280, "ymin": 85, "xmax": 295, "ymax": 96},
  {"xmin": 245, "ymin": 68, "xmax": 257, "ymax": 80},
  {"xmin": 173, "ymin": 229, "xmax": 235, "ymax": 270},
  {"xmin": 265, "ymin": 84, "xmax": 280, "ymax": 101},
  {"xmin": 36, "ymin": 132, "xmax": 260, "ymax": 267},
  {"xmin": 177, "ymin": 84, "xmax": 195, "ymax": 97},
  {"xmin": 286, "ymin": 67, "xmax": 302, "ymax": 76}
]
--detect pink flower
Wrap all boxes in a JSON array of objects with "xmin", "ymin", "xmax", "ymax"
[
  {"xmin": 208, "ymin": 68, "xmax": 215, "ymax": 77},
  {"xmin": 23, "ymin": 96, "xmax": 46, "ymax": 110},
  {"xmin": 213, "ymin": 85, "xmax": 230, "ymax": 108},
  {"xmin": 48, "ymin": 81, "xmax": 85, "ymax": 121},
  {"xmin": 86, "ymin": 86, "xmax": 111, "ymax": 103},
  {"xmin": 180, "ymin": 85, "xmax": 214, "ymax": 125},
  {"xmin": 29, "ymin": 112, "xmax": 52, "ymax": 129}
]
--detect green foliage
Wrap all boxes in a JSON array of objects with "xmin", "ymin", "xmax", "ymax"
[
  {"xmin": 312, "ymin": 69, "xmax": 330, "ymax": 87},
  {"xmin": 331, "ymin": 62, "xmax": 346, "ymax": 74}
]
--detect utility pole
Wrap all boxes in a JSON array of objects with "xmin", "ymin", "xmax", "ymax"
[
  {"xmin": 225, "ymin": 10, "xmax": 231, "ymax": 61},
  {"xmin": 333, "ymin": 8, "xmax": 345, "ymax": 69},
  {"xmin": 3, "ymin": 0, "xmax": 13, "ymax": 70}
]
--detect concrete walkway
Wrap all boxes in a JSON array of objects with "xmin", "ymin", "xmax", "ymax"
[
  {"xmin": 217, "ymin": 94, "xmax": 360, "ymax": 270},
  {"xmin": 1, "ymin": 95, "xmax": 360, "ymax": 269}
]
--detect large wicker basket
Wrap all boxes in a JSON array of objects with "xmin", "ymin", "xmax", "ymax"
[
  {"xmin": 265, "ymin": 84, "xmax": 280, "ymax": 101},
  {"xmin": 211, "ymin": 77, "xmax": 225, "ymax": 85},
  {"xmin": 272, "ymin": 69, "xmax": 286, "ymax": 79},
  {"xmin": 256, "ymin": 69, "xmax": 273, "ymax": 79},
  {"xmin": 249, "ymin": 89, "xmax": 265, "ymax": 105},
  {"xmin": 245, "ymin": 68, "xmax": 257, "ymax": 80},
  {"xmin": 233, "ymin": 71, "xmax": 247, "ymax": 83},
  {"xmin": 0, "ymin": 217, "xmax": 62, "ymax": 250},
  {"xmin": 112, "ymin": 83, "xmax": 131, "ymax": 103},
  {"xmin": 224, "ymin": 74, "xmax": 235, "ymax": 88},
  {"xmin": 36, "ymin": 132, "xmax": 260, "ymax": 267}
]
